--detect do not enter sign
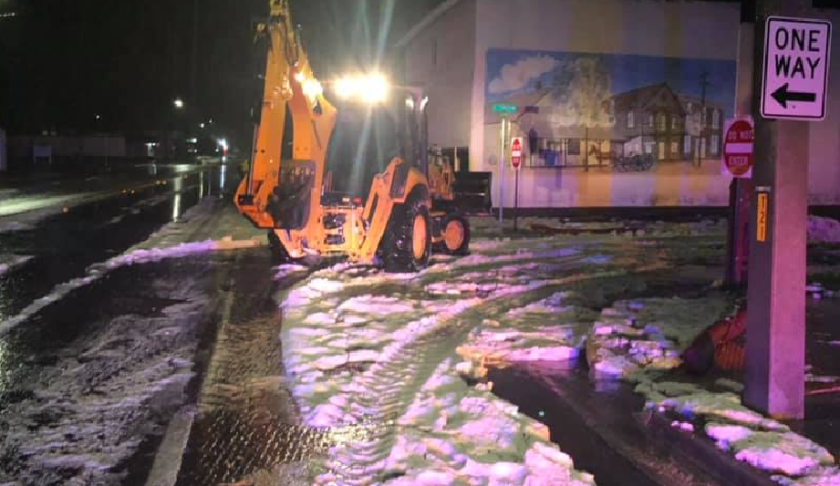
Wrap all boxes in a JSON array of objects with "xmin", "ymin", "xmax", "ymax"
[
  {"xmin": 511, "ymin": 137, "xmax": 523, "ymax": 170},
  {"xmin": 724, "ymin": 118, "xmax": 754, "ymax": 178}
]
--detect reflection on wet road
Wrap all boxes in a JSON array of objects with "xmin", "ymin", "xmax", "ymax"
[
  {"xmin": 491, "ymin": 364, "xmax": 723, "ymax": 486},
  {"xmin": 0, "ymin": 164, "xmax": 225, "ymax": 322}
]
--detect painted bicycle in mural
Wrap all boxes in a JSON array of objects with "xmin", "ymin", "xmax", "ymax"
[
  {"xmin": 588, "ymin": 146, "xmax": 656, "ymax": 172},
  {"xmin": 611, "ymin": 153, "xmax": 655, "ymax": 172}
]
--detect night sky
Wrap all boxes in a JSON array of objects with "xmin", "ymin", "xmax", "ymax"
[{"xmin": 0, "ymin": 0, "xmax": 444, "ymax": 143}]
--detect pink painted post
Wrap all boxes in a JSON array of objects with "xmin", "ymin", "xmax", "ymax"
[{"xmin": 727, "ymin": 20, "xmax": 756, "ymax": 287}]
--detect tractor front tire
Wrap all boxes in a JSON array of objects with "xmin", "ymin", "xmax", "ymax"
[
  {"xmin": 382, "ymin": 193, "xmax": 432, "ymax": 273},
  {"xmin": 441, "ymin": 214, "xmax": 471, "ymax": 255}
]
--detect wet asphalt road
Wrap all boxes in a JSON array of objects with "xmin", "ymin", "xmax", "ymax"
[{"xmin": 0, "ymin": 164, "xmax": 220, "ymax": 321}]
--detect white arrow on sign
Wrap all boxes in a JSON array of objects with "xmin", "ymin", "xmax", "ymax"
[{"xmin": 761, "ymin": 16, "xmax": 832, "ymax": 121}]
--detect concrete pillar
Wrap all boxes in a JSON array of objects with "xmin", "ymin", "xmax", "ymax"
[{"xmin": 744, "ymin": 0, "xmax": 812, "ymax": 419}]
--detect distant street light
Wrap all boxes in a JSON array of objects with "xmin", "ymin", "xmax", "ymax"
[
  {"xmin": 217, "ymin": 138, "xmax": 229, "ymax": 157},
  {"xmin": 174, "ymin": 98, "xmax": 185, "ymax": 110},
  {"xmin": 333, "ymin": 73, "xmax": 390, "ymax": 104},
  {"xmin": 199, "ymin": 122, "xmax": 206, "ymax": 129}
]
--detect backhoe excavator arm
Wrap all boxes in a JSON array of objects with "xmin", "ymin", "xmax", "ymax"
[{"xmin": 235, "ymin": 0, "xmax": 336, "ymax": 232}]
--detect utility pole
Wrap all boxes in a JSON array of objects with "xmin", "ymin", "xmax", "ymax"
[
  {"xmin": 744, "ymin": 0, "xmax": 816, "ymax": 419},
  {"xmin": 498, "ymin": 117, "xmax": 509, "ymax": 223},
  {"xmin": 696, "ymin": 71, "xmax": 710, "ymax": 167},
  {"xmin": 190, "ymin": 0, "xmax": 200, "ymax": 114}
]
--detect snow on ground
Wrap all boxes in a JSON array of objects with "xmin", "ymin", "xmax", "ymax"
[
  {"xmin": 0, "ymin": 255, "xmax": 32, "ymax": 276},
  {"xmin": 0, "ymin": 219, "xmax": 37, "ymax": 234},
  {"xmin": 586, "ymin": 296, "xmax": 840, "ymax": 485},
  {"xmin": 276, "ymin": 229, "xmax": 677, "ymax": 485},
  {"xmin": 636, "ymin": 371, "xmax": 840, "ymax": 484},
  {"xmin": 585, "ymin": 296, "xmax": 733, "ymax": 379},
  {"xmin": 0, "ymin": 242, "xmax": 217, "ymax": 335},
  {"xmin": 456, "ymin": 292, "xmax": 588, "ymax": 367},
  {"xmin": 0, "ymin": 198, "xmax": 264, "ymax": 335},
  {"xmin": 0, "ymin": 261, "xmax": 215, "ymax": 485},
  {"xmin": 355, "ymin": 358, "xmax": 595, "ymax": 486},
  {"xmin": 808, "ymin": 215, "xmax": 840, "ymax": 244},
  {"xmin": 488, "ymin": 252, "xmax": 840, "ymax": 486}
]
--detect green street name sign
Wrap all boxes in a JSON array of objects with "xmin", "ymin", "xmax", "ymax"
[{"xmin": 492, "ymin": 104, "xmax": 518, "ymax": 115}]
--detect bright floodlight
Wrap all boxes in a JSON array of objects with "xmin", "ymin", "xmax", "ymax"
[
  {"xmin": 174, "ymin": 98, "xmax": 185, "ymax": 109},
  {"xmin": 301, "ymin": 78, "xmax": 324, "ymax": 99},
  {"xmin": 333, "ymin": 73, "xmax": 390, "ymax": 104}
]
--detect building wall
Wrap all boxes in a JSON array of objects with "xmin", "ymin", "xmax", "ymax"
[
  {"xmin": 471, "ymin": 0, "xmax": 744, "ymax": 207},
  {"xmin": 807, "ymin": 9, "xmax": 840, "ymax": 206},
  {"xmin": 9, "ymin": 136, "xmax": 126, "ymax": 159},
  {"xmin": 402, "ymin": 0, "xmax": 477, "ymax": 149},
  {"xmin": 405, "ymin": 0, "xmax": 840, "ymax": 207}
]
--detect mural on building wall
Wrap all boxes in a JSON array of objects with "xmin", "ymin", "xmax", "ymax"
[{"xmin": 485, "ymin": 49, "xmax": 737, "ymax": 172}]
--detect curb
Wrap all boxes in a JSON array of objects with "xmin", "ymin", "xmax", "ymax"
[{"xmin": 643, "ymin": 411, "xmax": 778, "ymax": 486}]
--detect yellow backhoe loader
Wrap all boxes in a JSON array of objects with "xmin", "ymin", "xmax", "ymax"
[{"xmin": 235, "ymin": 0, "xmax": 469, "ymax": 272}]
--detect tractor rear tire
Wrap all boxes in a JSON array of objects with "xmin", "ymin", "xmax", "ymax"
[
  {"xmin": 382, "ymin": 192, "xmax": 432, "ymax": 273},
  {"xmin": 441, "ymin": 214, "xmax": 470, "ymax": 255}
]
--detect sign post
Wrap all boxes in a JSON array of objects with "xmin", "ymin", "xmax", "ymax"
[
  {"xmin": 745, "ymin": 1, "xmax": 829, "ymax": 420},
  {"xmin": 726, "ymin": 18, "xmax": 757, "ymax": 288},
  {"xmin": 492, "ymin": 104, "xmax": 518, "ymax": 224},
  {"xmin": 511, "ymin": 137, "xmax": 523, "ymax": 231},
  {"xmin": 723, "ymin": 117, "xmax": 755, "ymax": 286}
]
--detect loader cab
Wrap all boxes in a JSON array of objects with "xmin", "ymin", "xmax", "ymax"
[
  {"xmin": 323, "ymin": 89, "xmax": 430, "ymax": 198},
  {"xmin": 396, "ymin": 90, "xmax": 430, "ymax": 178}
]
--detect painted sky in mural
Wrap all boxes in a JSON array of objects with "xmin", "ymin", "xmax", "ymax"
[{"xmin": 486, "ymin": 49, "xmax": 736, "ymax": 117}]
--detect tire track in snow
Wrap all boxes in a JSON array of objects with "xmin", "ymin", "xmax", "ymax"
[{"xmin": 313, "ymin": 268, "xmax": 631, "ymax": 485}]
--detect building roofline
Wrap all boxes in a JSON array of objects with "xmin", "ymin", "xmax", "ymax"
[{"xmin": 395, "ymin": 0, "xmax": 465, "ymax": 49}]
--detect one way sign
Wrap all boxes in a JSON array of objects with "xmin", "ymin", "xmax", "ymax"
[{"xmin": 761, "ymin": 16, "xmax": 832, "ymax": 120}]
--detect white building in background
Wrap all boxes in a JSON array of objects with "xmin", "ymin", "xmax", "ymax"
[
  {"xmin": 8, "ymin": 135, "xmax": 126, "ymax": 163},
  {"xmin": 397, "ymin": 0, "xmax": 840, "ymax": 208}
]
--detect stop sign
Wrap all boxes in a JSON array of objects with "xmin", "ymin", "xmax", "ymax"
[
  {"xmin": 724, "ymin": 119, "xmax": 754, "ymax": 178},
  {"xmin": 511, "ymin": 137, "xmax": 523, "ymax": 169}
]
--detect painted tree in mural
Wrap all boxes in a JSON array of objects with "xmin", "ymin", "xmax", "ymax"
[{"xmin": 547, "ymin": 57, "xmax": 614, "ymax": 128}]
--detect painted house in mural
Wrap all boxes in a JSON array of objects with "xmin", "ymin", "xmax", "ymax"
[
  {"xmin": 607, "ymin": 83, "xmax": 725, "ymax": 162},
  {"xmin": 397, "ymin": 0, "xmax": 840, "ymax": 207}
]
